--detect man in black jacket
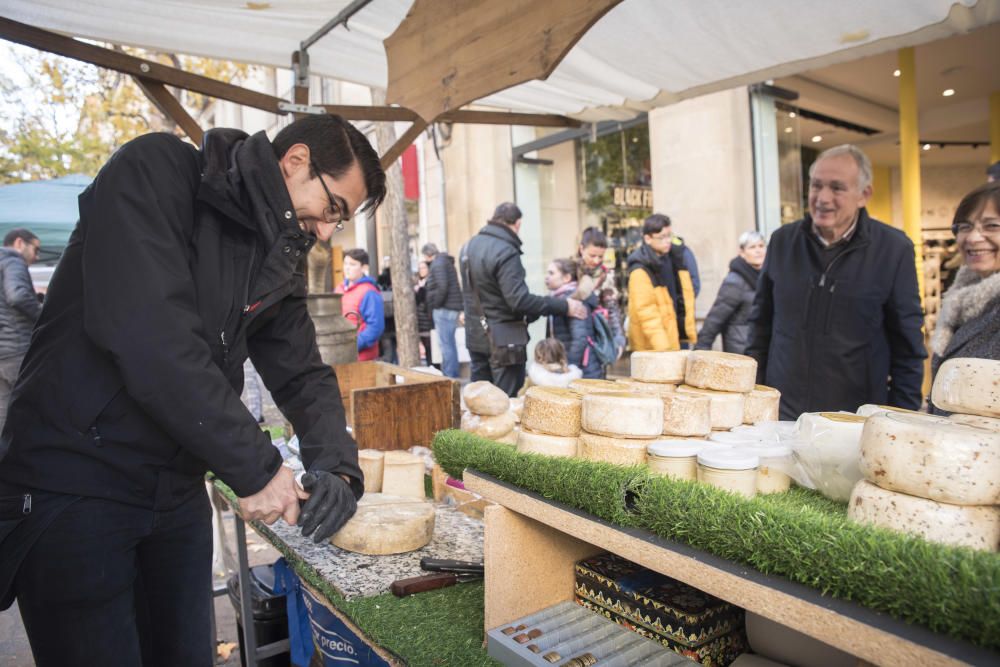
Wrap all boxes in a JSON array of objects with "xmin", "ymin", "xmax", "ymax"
[
  {"xmin": 746, "ymin": 144, "xmax": 925, "ymax": 419},
  {"xmin": 421, "ymin": 242, "xmax": 464, "ymax": 378},
  {"xmin": 0, "ymin": 228, "xmax": 41, "ymax": 439},
  {"xmin": 460, "ymin": 203, "xmax": 586, "ymax": 396},
  {"xmin": 0, "ymin": 115, "xmax": 385, "ymax": 667}
]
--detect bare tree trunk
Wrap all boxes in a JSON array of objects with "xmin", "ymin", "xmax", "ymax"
[{"xmin": 372, "ymin": 89, "xmax": 419, "ymax": 368}]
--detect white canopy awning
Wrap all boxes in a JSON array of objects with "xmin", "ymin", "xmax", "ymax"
[{"xmin": 3, "ymin": 0, "xmax": 997, "ymax": 120}]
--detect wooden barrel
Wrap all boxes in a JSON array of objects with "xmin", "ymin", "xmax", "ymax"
[{"xmin": 306, "ymin": 294, "xmax": 358, "ymax": 366}]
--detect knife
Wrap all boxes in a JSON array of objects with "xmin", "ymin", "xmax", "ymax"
[
  {"xmin": 419, "ymin": 557, "xmax": 485, "ymax": 575},
  {"xmin": 389, "ymin": 572, "xmax": 481, "ymax": 597}
]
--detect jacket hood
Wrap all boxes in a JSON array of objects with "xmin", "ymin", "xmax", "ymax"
[
  {"xmin": 931, "ymin": 266, "xmax": 1000, "ymax": 356},
  {"xmin": 729, "ymin": 256, "xmax": 760, "ymax": 289},
  {"xmin": 197, "ymin": 129, "xmax": 296, "ymax": 247},
  {"xmin": 342, "ymin": 274, "xmax": 380, "ymax": 292},
  {"xmin": 626, "ymin": 243, "xmax": 662, "ymax": 278},
  {"xmin": 0, "ymin": 247, "xmax": 24, "ymax": 263}
]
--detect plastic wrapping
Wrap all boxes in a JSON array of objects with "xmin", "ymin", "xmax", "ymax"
[
  {"xmin": 789, "ymin": 412, "xmax": 867, "ymax": 501},
  {"xmin": 461, "ymin": 380, "xmax": 510, "ymax": 416},
  {"xmin": 460, "ymin": 409, "xmax": 515, "ymax": 439}
]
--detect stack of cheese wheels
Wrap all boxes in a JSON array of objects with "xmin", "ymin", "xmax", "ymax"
[
  {"xmin": 460, "ymin": 381, "xmax": 516, "ymax": 442},
  {"xmin": 625, "ymin": 351, "xmax": 711, "ymax": 438},
  {"xmin": 578, "ymin": 391, "xmax": 663, "ymax": 466},
  {"xmin": 677, "ymin": 351, "xmax": 758, "ymax": 430},
  {"xmin": 630, "ymin": 351, "xmax": 688, "ymax": 384},
  {"xmin": 568, "ymin": 378, "xmax": 625, "ymax": 395},
  {"xmin": 743, "ymin": 385, "xmax": 781, "ymax": 424},
  {"xmin": 931, "ymin": 358, "xmax": 1000, "ymax": 418},
  {"xmin": 516, "ymin": 387, "xmax": 581, "ymax": 458},
  {"xmin": 850, "ymin": 410, "xmax": 1000, "ymax": 552}
]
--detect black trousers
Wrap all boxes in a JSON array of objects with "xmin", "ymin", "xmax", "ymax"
[
  {"xmin": 469, "ymin": 350, "xmax": 526, "ymax": 397},
  {"xmin": 13, "ymin": 489, "xmax": 213, "ymax": 667}
]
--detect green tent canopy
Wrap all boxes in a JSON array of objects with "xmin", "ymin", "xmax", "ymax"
[{"xmin": 0, "ymin": 174, "xmax": 90, "ymax": 265}]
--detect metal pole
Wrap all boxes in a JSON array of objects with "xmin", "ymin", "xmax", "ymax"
[{"xmin": 234, "ymin": 516, "xmax": 258, "ymax": 667}]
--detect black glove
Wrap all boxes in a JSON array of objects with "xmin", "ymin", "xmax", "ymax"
[{"xmin": 298, "ymin": 471, "xmax": 358, "ymax": 543}]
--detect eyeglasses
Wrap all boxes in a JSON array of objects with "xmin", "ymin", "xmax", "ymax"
[
  {"xmin": 311, "ymin": 160, "xmax": 349, "ymax": 231},
  {"xmin": 951, "ymin": 219, "xmax": 1000, "ymax": 237}
]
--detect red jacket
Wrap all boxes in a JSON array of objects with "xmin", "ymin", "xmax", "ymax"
[{"xmin": 335, "ymin": 275, "xmax": 384, "ymax": 360}]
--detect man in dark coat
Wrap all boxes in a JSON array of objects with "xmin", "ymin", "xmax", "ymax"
[
  {"xmin": 0, "ymin": 115, "xmax": 385, "ymax": 667},
  {"xmin": 421, "ymin": 242, "xmax": 464, "ymax": 378},
  {"xmin": 747, "ymin": 144, "xmax": 925, "ymax": 420},
  {"xmin": 460, "ymin": 202, "xmax": 586, "ymax": 396},
  {"xmin": 0, "ymin": 228, "xmax": 41, "ymax": 438}
]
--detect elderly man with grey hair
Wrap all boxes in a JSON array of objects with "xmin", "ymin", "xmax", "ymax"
[
  {"xmin": 746, "ymin": 144, "xmax": 926, "ymax": 419},
  {"xmin": 695, "ymin": 230, "xmax": 766, "ymax": 354}
]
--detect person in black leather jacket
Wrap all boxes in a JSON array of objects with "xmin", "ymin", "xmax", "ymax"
[
  {"xmin": 695, "ymin": 231, "xmax": 766, "ymax": 354},
  {"xmin": 0, "ymin": 229, "xmax": 41, "ymax": 438},
  {"xmin": 0, "ymin": 115, "xmax": 385, "ymax": 667}
]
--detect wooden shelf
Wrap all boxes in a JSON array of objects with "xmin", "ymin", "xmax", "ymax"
[{"xmin": 465, "ymin": 471, "xmax": 995, "ymax": 667}]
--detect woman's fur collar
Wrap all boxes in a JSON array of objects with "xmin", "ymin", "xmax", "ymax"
[
  {"xmin": 527, "ymin": 362, "xmax": 582, "ymax": 388},
  {"xmin": 931, "ymin": 266, "xmax": 1000, "ymax": 356}
]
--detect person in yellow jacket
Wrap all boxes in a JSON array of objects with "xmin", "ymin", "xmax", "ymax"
[{"xmin": 626, "ymin": 214, "xmax": 697, "ymax": 351}]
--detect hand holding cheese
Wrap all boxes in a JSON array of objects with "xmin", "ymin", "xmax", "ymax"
[{"xmin": 299, "ymin": 471, "xmax": 359, "ymax": 543}]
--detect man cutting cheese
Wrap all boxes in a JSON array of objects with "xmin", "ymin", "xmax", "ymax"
[{"xmin": 0, "ymin": 114, "xmax": 384, "ymax": 667}]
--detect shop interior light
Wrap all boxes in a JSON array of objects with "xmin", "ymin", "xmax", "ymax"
[
  {"xmin": 788, "ymin": 111, "xmax": 796, "ymax": 118},
  {"xmin": 922, "ymin": 144, "xmax": 932, "ymax": 151},
  {"xmin": 784, "ymin": 127, "xmax": 793, "ymax": 133},
  {"xmin": 893, "ymin": 69, "xmax": 901, "ymax": 77},
  {"xmin": 942, "ymin": 88, "xmax": 955, "ymax": 97},
  {"xmin": 811, "ymin": 135, "xmax": 823, "ymax": 143}
]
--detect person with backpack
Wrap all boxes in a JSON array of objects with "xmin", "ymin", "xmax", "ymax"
[
  {"xmin": 544, "ymin": 257, "xmax": 605, "ymax": 379},
  {"xmin": 574, "ymin": 226, "xmax": 625, "ymax": 359}
]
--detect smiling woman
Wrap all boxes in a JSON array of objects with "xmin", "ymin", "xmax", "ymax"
[{"xmin": 929, "ymin": 181, "xmax": 1000, "ymax": 412}]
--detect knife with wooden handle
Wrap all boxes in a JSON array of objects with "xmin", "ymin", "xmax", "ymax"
[{"xmin": 390, "ymin": 572, "xmax": 481, "ymax": 597}]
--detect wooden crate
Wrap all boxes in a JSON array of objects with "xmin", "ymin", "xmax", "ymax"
[{"xmin": 334, "ymin": 360, "xmax": 460, "ymax": 451}]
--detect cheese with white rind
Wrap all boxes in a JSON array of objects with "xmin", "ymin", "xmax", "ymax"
[
  {"xmin": 630, "ymin": 351, "xmax": 689, "ymax": 383},
  {"xmin": 743, "ymin": 385, "xmax": 780, "ymax": 424},
  {"xmin": 860, "ymin": 412, "xmax": 1000, "ymax": 505},
  {"xmin": 568, "ymin": 378, "xmax": 624, "ymax": 395},
  {"xmin": 614, "ymin": 378, "xmax": 676, "ymax": 395},
  {"xmin": 330, "ymin": 494, "xmax": 436, "ymax": 554},
  {"xmin": 461, "ymin": 409, "xmax": 515, "ymax": 439},
  {"xmin": 516, "ymin": 428, "xmax": 578, "ymax": 458},
  {"xmin": 661, "ymin": 392, "xmax": 712, "ymax": 436},
  {"xmin": 855, "ymin": 404, "xmax": 924, "ymax": 418},
  {"xmin": 582, "ymin": 392, "xmax": 664, "ymax": 438},
  {"xmin": 931, "ymin": 357, "xmax": 1000, "ymax": 417},
  {"xmin": 521, "ymin": 386, "xmax": 582, "ymax": 436},
  {"xmin": 676, "ymin": 385, "xmax": 745, "ymax": 430},
  {"xmin": 578, "ymin": 432, "xmax": 651, "ymax": 466},
  {"xmin": 684, "ymin": 351, "xmax": 757, "ymax": 393},
  {"xmin": 496, "ymin": 426, "xmax": 519, "ymax": 446},
  {"xmin": 358, "ymin": 449, "xmax": 384, "ymax": 493},
  {"xmin": 462, "ymin": 381, "xmax": 510, "ymax": 416},
  {"xmin": 950, "ymin": 413, "xmax": 1000, "ymax": 432},
  {"xmin": 848, "ymin": 480, "xmax": 1000, "ymax": 552},
  {"xmin": 381, "ymin": 450, "xmax": 426, "ymax": 499}
]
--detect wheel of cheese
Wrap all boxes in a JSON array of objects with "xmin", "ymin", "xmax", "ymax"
[
  {"xmin": 676, "ymin": 385, "xmax": 745, "ymax": 430},
  {"xmin": 855, "ymin": 404, "xmax": 923, "ymax": 418},
  {"xmin": 358, "ymin": 449, "xmax": 384, "ymax": 493},
  {"xmin": 516, "ymin": 428, "xmax": 578, "ymax": 458},
  {"xmin": 630, "ymin": 350, "xmax": 688, "ymax": 383},
  {"xmin": 521, "ymin": 386, "xmax": 582, "ymax": 437},
  {"xmin": 578, "ymin": 432, "xmax": 651, "ymax": 466},
  {"xmin": 931, "ymin": 357, "xmax": 1000, "ymax": 417},
  {"xmin": 461, "ymin": 409, "xmax": 515, "ymax": 439},
  {"xmin": 330, "ymin": 494, "xmax": 436, "ymax": 555},
  {"xmin": 582, "ymin": 392, "xmax": 663, "ymax": 438},
  {"xmin": 684, "ymin": 351, "xmax": 757, "ymax": 393},
  {"xmin": 848, "ymin": 480, "xmax": 1000, "ymax": 552},
  {"xmin": 462, "ymin": 381, "xmax": 510, "ymax": 416},
  {"xmin": 743, "ymin": 385, "xmax": 780, "ymax": 425},
  {"xmin": 381, "ymin": 450, "xmax": 426, "ymax": 499},
  {"xmin": 860, "ymin": 412, "xmax": 1000, "ymax": 505},
  {"xmin": 950, "ymin": 413, "xmax": 1000, "ymax": 432},
  {"xmin": 661, "ymin": 392, "xmax": 712, "ymax": 436},
  {"xmin": 568, "ymin": 378, "xmax": 624, "ymax": 395},
  {"xmin": 615, "ymin": 378, "xmax": 676, "ymax": 395},
  {"xmin": 794, "ymin": 412, "xmax": 867, "ymax": 502}
]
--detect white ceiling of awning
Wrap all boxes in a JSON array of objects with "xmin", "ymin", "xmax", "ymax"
[{"xmin": 3, "ymin": 0, "xmax": 997, "ymax": 120}]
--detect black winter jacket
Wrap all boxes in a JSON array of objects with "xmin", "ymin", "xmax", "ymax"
[
  {"xmin": 695, "ymin": 257, "xmax": 758, "ymax": 354},
  {"xmin": 460, "ymin": 223, "xmax": 568, "ymax": 354},
  {"xmin": 0, "ymin": 130, "xmax": 363, "ymax": 509},
  {"xmin": 414, "ymin": 282, "xmax": 434, "ymax": 333},
  {"xmin": 425, "ymin": 253, "xmax": 463, "ymax": 311},
  {"xmin": 0, "ymin": 248, "xmax": 41, "ymax": 360},
  {"xmin": 746, "ymin": 209, "xmax": 926, "ymax": 419}
]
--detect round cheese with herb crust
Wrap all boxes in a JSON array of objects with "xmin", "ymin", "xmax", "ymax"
[
  {"xmin": 684, "ymin": 351, "xmax": 757, "ymax": 393},
  {"xmin": 743, "ymin": 385, "xmax": 780, "ymax": 424},
  {"xmin": 860, "ymin": 412, "xmax": 1000, "ymax": 505},
  {"xmin": 521, "ymin": 386, "xmax": 582, "ymax": 437},
  {"xmin": 949, "ymin": 413, "xmax": 1000, "ymax": 432},
  {"xmin": 582, "ymin": 392, "xmax": 663, "ymax": 438},
  {"xmin": 578, "ymin": 432, "xmax": 651, "ymax": 466},
  {"xmin": 515, "ymin": 428, "xmax": 578, "ymax": 458},
  {"xmin": 931, "ymin": 357, "xmax": 1000, "ymax": 417},
  {"xmin": 629, "ymin": 351, "xmax": 689, "ymax": 383},
  {"xmin": 676, "ymin": 385, "xmax": 745, "ymax": 430},
  {"xmin": 848, "ymin": 480, "xmax": 1000, "ymax": 552}
]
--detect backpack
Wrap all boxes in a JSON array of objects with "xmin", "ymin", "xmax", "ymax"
[{"xmin": 589, "ymin": 308, "xmax": 617, "ymax": 366}]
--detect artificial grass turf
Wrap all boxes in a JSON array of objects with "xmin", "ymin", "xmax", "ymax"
[
  {"xmin": 214, "ymin": 481, "xmax": 499, "ymax": 666},
  {"xmin": 432, "ymin": 429, "xmax": 1000, "ymax": 650}
]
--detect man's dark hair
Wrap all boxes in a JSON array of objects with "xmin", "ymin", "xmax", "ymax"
[
  {"xmin": 272, "ymin": 114, "xmax": 386, "ymax": 214},
  {"xmin": 580, "ymin": 226, "xmax": 608, "ymax": 249},
  {"xmin": 344, "ymin": 248, "xmax": 370, "ymax": 266},
  {"xmin": 421, "ymin": 243, "xmax": 439, "ymax": 258},
  {"xmin": 3, "ymin": 228, "xmax": 38, "ymax": 247},
  {"xmin": 489, "ymin": 202, "xmax": 522, "ymax": 226},
  {"xmin": 987, "ymin": 161, "xmax": 1000, "ymax": 182},
  {"xmin": 642, "ymin": 214, "xmax": 671, "ymax": 236}
]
